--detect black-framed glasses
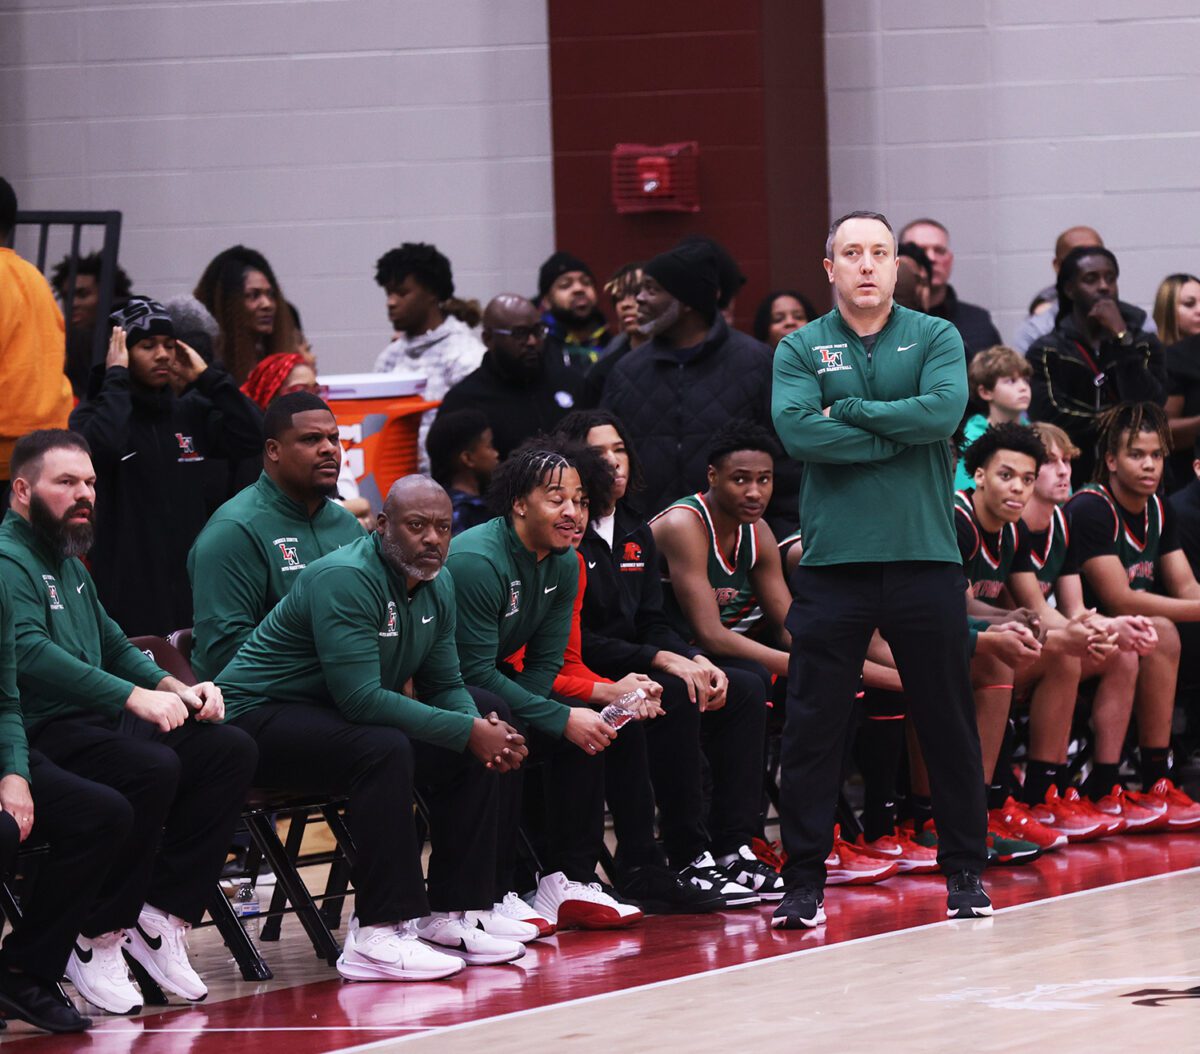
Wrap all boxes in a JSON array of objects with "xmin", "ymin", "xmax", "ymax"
[{"xmin": 490, "ymin": 323, "xmax": 547, "ymax": 342}]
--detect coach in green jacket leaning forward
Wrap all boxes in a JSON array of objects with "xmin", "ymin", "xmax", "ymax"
[{"xmin": 769, "ymin": 211, "xmax": 990, "ymax": 930}]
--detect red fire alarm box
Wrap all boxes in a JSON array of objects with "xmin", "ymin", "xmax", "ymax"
[{"xmin": 611, "ymin": 141, "xmax": 700, "ymax": 214}]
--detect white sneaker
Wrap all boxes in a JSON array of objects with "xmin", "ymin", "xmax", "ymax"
[
  {"xmin": 336, "ymin": 917, "xmax": 464, "ymax": 982},
  {"xmin": 122, "ymin": 906, "xmax": 207, "ymax": 1002},
  {"xmin": 66, "ymin": 932, "xmax": 142, "ymax": 1014},
  {"xmin": 531, "ymin": 872, "xmax": 643, "ymax": 931},
  {"xmin": 465, "ymin": 906, "xmax": 541, "ymax": 944},
  {"xmin": 491, "ymin": 891, "xmax": 555, "ymax": 938},
  {"xmin": 415, "ymin": 912, "xmax": 525, "ymax": 965}
]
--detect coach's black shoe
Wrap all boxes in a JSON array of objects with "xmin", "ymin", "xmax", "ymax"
[
  {"xmin": 0, "ymin": 970, "xmax": 92, "ymax": 1033},
  {"xmin": 770, "ymin": 886, "xmax": 826, "ymax": 929},
  {"xmin": 946, "ymin": 871, "xmax": 993, "ymax": 919},
  {"xmin": 620, "ymin": 864, "xmax": 725, "ymax": 915}
]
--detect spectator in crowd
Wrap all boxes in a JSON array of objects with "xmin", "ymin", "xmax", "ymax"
[
  {"xmin": 436, "ymin": 294, "xmax": 591, "ymax": 460},
  {"xmin": 895, "ymin": 242, "xmax": 933, "ymax": 312},
  {"xmin": 194, "ymin": 245, "xmax": 296, "ymax": 384},
  {"xmin": 1169, "ymin": 436, "xmax": 1200, "ymax": 750},
  {"xmin": 583, "ymin": 263, "xmax": 644, "ymax": 405},
  {"xmin": 1153, "ymin": 272, "xmax": 1200, "ymax": 348},
  {"xmin": 0, "ymin": 178, "xmax": 73, "ymax": 491},
  {"xmin": 1013, "ymin": 226, "xmax": 1108, "ymax": 355},
  {"xmin": 0, "ymin": 429, "xmax": 257, "ymax": 1014},
  {"xmin": 752, "ymin": 290, "xmax": 817, "ymax": 350},
  {"xmin": 425, "ymin": 409, "xmax": 499, "ymax": 536},
  {"xmin": 899, "ymin": 218, "xmax": 1002, "ymax": 359},
  {"xmin": 219, "ymin": 475, "xmax": 533, "ymax": 980},
  {"xmin": 372, "ymin": 243, "xmax": 485, "ymax": 474},
  {"xmin": 188, "ymin": 392, "xmax": 363, "ymax": 681},
  {"xmin": 599, "ymin": 241, "xmax": 785, "ymax": 525},
  {"xmin": 681, "ymin": 235, "xmax": 747, "ymax": 327},
  {"xmin": 241, "ymin": 351, "xmax": 322, "ymax": 408},
  {"xmin": 163, "ymin": 295, "xmax": 220, "ymax": 366},
  {"xmin": 50, "ymin": 251, "xmax": 134, "ymax": 398},
  {"xmin": 1027, "ymin": 246, "xmax": 1167, "ymax": 486},
  {"xmin": 69, "ymin": 298, "xmax": 263, "ymax": 636},
  {"xmin": 953, "ymin": 345, "xmax": 1032, "ymax": 490},
  {"xmin": 287, "ymin": 300, "xmax": 314, "ymax": 362},
  {"xmin": 1156, "ymin": 274, "xmax": 1200, "ymax": 489},
  {"xmin": 537, "ymin": 251, "xmax": 609, "ymax": 371}
]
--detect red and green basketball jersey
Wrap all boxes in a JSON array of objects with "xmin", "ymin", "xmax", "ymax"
[
  {"xmin": 1069, "ymin": 483, "xmax": 1163, "ymax": 604},
  {"xmin": 954, "ymin": 489, "xmax": 1022, "ymax": 606},
  {"xmin": 1027, "ymin": 505, "xmax": 1072, "ymax": 598}
]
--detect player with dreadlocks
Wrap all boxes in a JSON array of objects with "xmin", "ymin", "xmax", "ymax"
[{"xmin": 1067, "ymin": 401, "xmax": 1200, "ymax": 826}]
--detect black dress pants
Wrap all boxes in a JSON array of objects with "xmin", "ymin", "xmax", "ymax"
[{"xmin": 780, "ymin": 561, "xmax": 988, "ymax": 889}]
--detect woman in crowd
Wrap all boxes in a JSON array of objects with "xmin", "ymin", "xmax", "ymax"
[{"xmin": 752, "ymin": 290, "xmax": 817, "ymax": 350}]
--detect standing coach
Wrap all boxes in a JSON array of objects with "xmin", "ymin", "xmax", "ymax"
[{"xmin": 770, "ymin": 211, "xmax": 990, "ymax": 928}]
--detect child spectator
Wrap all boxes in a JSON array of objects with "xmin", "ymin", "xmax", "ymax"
[
  {"xmin": 425, "ymin": 409, "xmax": 500, "ymax": 535},
  {"xmin": 954, "ymin": 345, "xmax": 1032, "ymax": 491}
]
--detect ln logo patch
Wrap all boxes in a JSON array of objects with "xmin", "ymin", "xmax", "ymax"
[
  {"xmin": 506, "ymin": 579, "xmax": 522, "ymax": 618},
  {"xmin": 814, "ymin": 344, "xmax": 853, "ymax": 375},
  {"xmin": 43, "ymin": 575, "xmax": 64, "ymax": 611},
  {"xmin": 379, "ymin": 600, "xmax": 399, "ymax": 637},
  {"xmin": 273, "ymin": 537, "xmax": 305, "ymax": 572},
  {"xmin": 175, "ymin": 433, "xmax": 205, "ymax": 463}
]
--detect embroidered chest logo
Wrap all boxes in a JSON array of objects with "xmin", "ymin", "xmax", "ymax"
[
  {"xmin": 506, "ymin": 580, "xmax": 522, "ymax": 618},
  {"xmin": 619, "ymin": 541, "xmax": 645, "ymax": 572},
  {"xmin": 175, "ymin": 434, "xmax": 205, "ymax": 463},
  {"xmin": 43, "ymin": 575, "xmax": 64, "ymax": 611},
  {"xmin": 814, "ymin": 344, "xmax": 853, "ymax": 375},
  {"xmin": 273, "ymin": 537, "xmax": 305, "ymax": 572},
  {"xmin": 379, "ymin": 600, "xmax": 399, "ymax": 638},
  {"xmin": 714, "ymin": 586, "xmax": 739, "ymax": 606}
]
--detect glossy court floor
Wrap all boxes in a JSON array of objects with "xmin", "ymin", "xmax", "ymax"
[{"xmin": 7, "ymin": 832, "xmax": 1200, "ymax": 1052}]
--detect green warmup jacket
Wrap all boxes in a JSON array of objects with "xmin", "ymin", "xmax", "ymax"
[
  {"xmin": 446, "ymin": 517, "xmax": 575, "ymax": 738},
  {"xmin": 772, "ymin": 304, "xmax": 968, "ymax": 567},
  {"xmin": 188, "ymin": 472, "xmax": 364, "ymax": 680},
  {"xmin": 218, "ymin": 532, "xmax": 479, "ymax": 752},
  {"xmin": 0, "ymin": 514, "xmax": 166, "ymax": 725},
  {"xmin": 0, "ymin": 578, "xmax": 30, "ymax": 782}
]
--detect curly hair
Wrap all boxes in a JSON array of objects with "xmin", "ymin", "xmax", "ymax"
[
  {"xmin": 962, "ymin": 422, "xmax": 1047, "ymax": 477},
  {"xmin": 50, "ymin": 251, "xmax": 133, "ymax": 301},
  {"xmin": 707, "ymin": 420, "xmax": 781, "ymax": 468},
  {"xmin": 375, "ymin": 242, "xmax": 454, "ymax": 301},
  {"xmin": 1093, "ymin": 401, "xmax": 1172, "ymax": 485},
  {"xmin": 487, "ymin": 436, "xmax": 615, "ymax": 519}
]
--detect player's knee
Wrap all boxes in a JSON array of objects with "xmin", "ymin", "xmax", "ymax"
[{"xmin": 1152, "ymin": 617, "xmax": 1181, "ymax": 659}]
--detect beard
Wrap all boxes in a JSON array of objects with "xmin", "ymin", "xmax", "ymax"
[
  {"xmin": 29, "ymin": 492, "xmax": 94, "ymax": 560},
  {"xmin": 637, "ymin": 298, "xmax": 682, "ymax": 338},
  {"xmin": 380, "ymin": 531, "xmax": 443, "ymax": 583}
]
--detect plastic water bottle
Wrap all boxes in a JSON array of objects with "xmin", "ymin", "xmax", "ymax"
[
  {"xmin": 600, "ymin": 688, "xmax": 646, "ymax": 730},
  {"xmin": 234, "ymin": 880, "xmax": 261, "ymax": 938}
]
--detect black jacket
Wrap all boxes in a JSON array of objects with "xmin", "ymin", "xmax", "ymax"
[
  {"xmin": 1028, "ymin": 303, "xmax": 1167, "ymax": 485},
  {"xmin": 931, "ymin": 284, "xmax": 1002, "ymax": 360},
  {"xmin": 598, "ymin": 316, "xmax": 798, "ymax": 527},
  {"xmin": 577, "ymin": 504, "xmax": 699, "ymax": 679},
  {"xmin": 436, "ymin": 348, "xmax": 593, "ymax": 460},
  {"xmin": 1166, "ymin": 335, "xmax": 1200, "ymax": 491},
  {"xmin": 69, "ymin": 365, "xmax": 263, "ymax": 636}
]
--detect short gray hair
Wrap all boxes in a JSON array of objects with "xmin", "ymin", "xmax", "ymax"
[
  {"xmin": 163, "ymin": 295, "xmax": 220, "ymax": 362},
  {"xmin": 825, "ymin": 211, "xmax": 895, "ymax": 259}
]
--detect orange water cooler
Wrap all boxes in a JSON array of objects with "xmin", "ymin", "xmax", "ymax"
[{"xmin": 321, "ymin": 372, "xmax": 438, "ymax": 511}]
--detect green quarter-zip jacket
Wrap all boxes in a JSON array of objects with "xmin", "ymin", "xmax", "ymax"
[
  {"xmin": 218, "ymin": 532, "xmax": 479, "ymax": 752},
  {"xmin": 446, "ymin": 517, "xmax": 575, "ymax": 738},
  {"xmin": 188, "ymin": 472, "xmax": 364, "ymax": 681},
  {"xmin": 772, "ymin": 304, "xmax": 968, "ymax": 567},
  {"xmin": 0, "ymin": 578, "xmax": 30, "ymax": 782},
  {"xmin": 0, "ymin": 514, "xmax": 166, "ymax": 725}
]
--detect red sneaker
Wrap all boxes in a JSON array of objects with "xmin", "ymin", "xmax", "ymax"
[
  {"xmin": 751, "ymin": 836, "xmax": 785, "ymax": 872},
  {"xmin": 1135, "ymin": 778, "xmax": 1200, "ymax": 831},
  {"xmin": 1062, "ymin": 786, "xmax": 1123, "ymax": 835},
  {"xmin": 990, "ymin": 797, "xmax": 1068, "ymax": 851},
  {"xmin": 1026, "ymin": 787, "xmax": 1108, "ymax": 843},
  {"xmin": 854, "ymin": 829, "xmax": 939, "ymax": 874},
  {"xmin": 1093, "ymin": 785, "xmax": 1168, "ymax": 833},
  {"xmin": 827, "ymin": 827, "xmax": 899, "ymax": 885}
]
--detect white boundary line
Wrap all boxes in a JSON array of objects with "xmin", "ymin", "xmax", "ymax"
[{"xmin": 334, "ymin": 864, "xmax": 1200, "ymax": 1053}]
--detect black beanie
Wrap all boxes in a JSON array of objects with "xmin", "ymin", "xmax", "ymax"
[
  {"xmin": 644, "ymin": 242, "xmax": 720, "ymax": 319},
  {"xmin": 111, "ymin": 296, "xmax": 175, "ymax": 346},
  {"xmin": 538, "ymin": 251, "xmax": 593, "ymax": 300}
]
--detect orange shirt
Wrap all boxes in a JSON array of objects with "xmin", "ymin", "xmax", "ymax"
[{"xmin": 0, "ymin": 248, "xmax": 72, "ymax": 479}]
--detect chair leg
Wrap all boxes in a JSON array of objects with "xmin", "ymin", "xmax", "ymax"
[
  {"xmin": 261, "ymin": 812, "xmax": 308, "ymax": 943},
  {"xmin": 319, "ymin": 804, "xmax": 356, "ymax": 930},
  {"xmin": 207, "ymin": 885, "xmax": 273, "ymax": 982},
  {"xmin": 0, "ymin": 879, "xmax": 21, "ymax": 927}
]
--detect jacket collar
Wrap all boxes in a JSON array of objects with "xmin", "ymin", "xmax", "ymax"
[
  {"xmin": 255, "ymin": 471, "xmax": 331, "ymax": 523},
  {"xmin": 641, "ymin": 313, "xmax": 730, "ymax": 364}
]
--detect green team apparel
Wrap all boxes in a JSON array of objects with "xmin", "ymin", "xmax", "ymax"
[
  {"xmin": 1070, "ymin": 484, "xmax": 1163, "ymax": 606},
  {"xmin": 1028, "ymin": 506, "xmax": 1072, "ymax": 597},
  {"xmin": 954, "ymin": 489, "xmax": 1022, "ymax": 606},
  {"xmin": 0, "ymin": 578, "xmax": 30, "ymax": 782}
]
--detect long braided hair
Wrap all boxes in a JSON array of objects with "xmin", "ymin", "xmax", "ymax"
[{"xmin": 1092, "ymin": 401, "xmax": 1172, "ymax": 485}]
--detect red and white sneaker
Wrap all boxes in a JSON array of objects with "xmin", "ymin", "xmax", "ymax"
[
  {"xmin": 990, "ymin": 797, "xmax": 1068, "ymax": 851},
  {"xmin": 1062, "ymin": 787, "xmax": 1123, "ymax": 836},
  {"xmin": 1025, "ymin": 787, "xmax": 1108, "ymax": 843},
  {"xmin": 531, "ymin": 873, "xmax": 643, "ymax": 930},
  {"xmin": 826, "ymin": 829, "xmax": 899, "ymax": 885},
  {"xmin": 854, "ymin": 829, "xmax": 939, "ymax": 874},
  {"xmin": 486, "ymin": 891, "xmax": 555, "ymax": 939},
  {"xmin": 1093, "ymin": 785, "xmax": 1168, "ymax": 833},
  {"xmin": 1131, "ymin": 779, "xmax": 1200, "ymax": 831}
]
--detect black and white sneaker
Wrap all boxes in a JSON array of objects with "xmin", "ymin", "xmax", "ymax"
[
  {"xmin": 620, "ymin": 864, "xmax": 725, "ymax": 914},
  {"xmin": 718, "ymin": 845, "xmax": 786, "ymax": 901},
  {"xmin": 946, "ymin": 871, "xmax": 993, "ymax": 919},
  {"xmin": 679, "ymin": 851, "xmax": 761, "ymax": 908},
  {"xmin": 770, "ymin": 886, "xmax": 826, "ymax": 929}
]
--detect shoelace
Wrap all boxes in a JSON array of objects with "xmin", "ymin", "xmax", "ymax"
[{"xmin": 93, "ymin": 933, "xmax": 131, "ymax": 982}]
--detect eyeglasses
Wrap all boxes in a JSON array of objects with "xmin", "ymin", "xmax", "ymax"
[{"xmin": 490, "ymin": 323, "xmax": 547, "ymax": 342}]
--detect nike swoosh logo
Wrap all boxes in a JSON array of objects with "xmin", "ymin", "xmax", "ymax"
[
  {"xmin": 544, "ymin": 585, "xmax": 557, "ymax": 594},
  {"xmin": 121, "ymin": 452, "xmax": 138, "ymax": 461},
  {"xmin": 897, "ymin": 343, "xmax": 917, "ymax": 352},
  {"xmin": 587, "ymin": 561, "xmax": 597, "ymax": 569},
  {"xmin": 421, "ymin": 615, "xmax": 434, "ymax": 624},
  {"xmin": 76, "ymin": 582, "xmax": 85, "ymax": 593},
  {"xmin": 135, "ymin": 922, "xmax": 163, "ymax": 951}
]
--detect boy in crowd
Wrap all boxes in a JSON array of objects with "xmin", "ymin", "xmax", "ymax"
[
  {"xmin": 954, "ymin": 345, "xmax": 1032, "ymax": 491},
  {"xmin": 425, "ymin": 409, "xmax": 500, "ymax": 536}
]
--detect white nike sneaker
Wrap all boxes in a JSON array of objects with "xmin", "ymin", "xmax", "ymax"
[
  {"xmin": 415, "ymin": 912, "xmax": 525, "ymax": 965},
  {"xmin": 336, "ymin": 917, "xmax": 464, "ymax": 982},
  {"xmin": 122, "ymin": 906, "xmax": 207, "ymax": 1002},
  {"xmin": 66, "ymin": 932, "xmax": 142, "ymax": 1014},
  {"xmin": 532, "ymin": 872, "xmax": 643, "ymax": 930},
  {"xmin": 464, "ymin": 906, "xmax": 541, "ymax": 944},
  {"xmin": 491, "ymin": 891, "xmax": 555, "ymax": 938}
]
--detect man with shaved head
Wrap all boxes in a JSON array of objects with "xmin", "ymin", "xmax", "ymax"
[
  {"xmin": 435, "ymin": 294, "xmax": 591, "ymax": 460},
  {"xmin": 220, "ymin": 474, "xmax": 535, "ymax": 982}
]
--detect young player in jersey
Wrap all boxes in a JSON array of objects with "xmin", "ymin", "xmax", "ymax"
[{"xmin": 1067, "ymin": 402, "xmax": 1200, "ymax": 827}]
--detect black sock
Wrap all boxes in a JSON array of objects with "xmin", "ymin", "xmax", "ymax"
[
  {"xmin": 987, "ymin": 783, "xmax": 1008, "ymax": 811},
  {"xmin": 1022, "ymin": 760, "xmax": 1061, "ymax": 806},
  {"xmin": 1139, "ymin": 747, "xmax": 1170, "ymax": 788},
  {"xmin": 854, "ymin": 691, "xmax": 907, "ymax": 841},
  {"xmin": 911, "ymin": 794, "xmax": 933, "ymax": 832},
  {"xmin": 1085, "ymin": 762, "xmax": 1122, "ymax": 799}
]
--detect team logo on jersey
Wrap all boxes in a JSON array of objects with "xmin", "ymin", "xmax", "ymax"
[
  {"xmin": 619, "ymin": 541, "xmax": 644, "ymax": 572},
  {"xmin": 42, "ymin": 575, "xmax": 65, "ymax": 611},
  {"xmin": 506, "ymin": 580, "xmax": 522, "ymax": 618},
  {"xmin": 379, "ymin": 600, "xmax": 399, "ymax": 637},
  {"xmin": 814, "ymin": 344, "xmax": 852, "ymax": 375},
  {"xmin": 1128, "ymin": 561, "xmax": 1155, "ymax": 586},
  {"xmin": 971, "ymin": 580, "xmax": 1005, "ymax": 601},
  {"xmin": 714, "ymin": 586, "xmax": 739, "ymax": 606},
  {"xmin": 175, "ymin": 433, "xmax": 205, "ymax": 463},
  {"xmin": 273, "ymin": 537, "xmax": 305, "ymax": 572}
]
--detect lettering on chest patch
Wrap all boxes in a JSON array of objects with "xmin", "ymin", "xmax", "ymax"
[
  {"xmin": 175, "ymin": 433, "xmax": 205, "ymax": 463},
  {"xmin": 42, "ymin": 575, "xmax": 65, "ymax": 611},
  {"xmin": 814, "ymin": 344, "xmax": 853, "ymax": 375},
  {"xmin": 273, "ymin": 536, "xmax": 306, "ymax": 572},
  {"xmin": 619, "ymin": 541, "xmax": 645, "ymax": 572},
  {"xmin": 1128, "ymin": 561, "xmax": 1155, "ymax": 587},
  {"xmin": 506, "ymin": 580, "xmax": 521, "ymax": 618},
  {"xmin": 380, "ymin": 600, "xmax": 399, "ymax": 637},
  {"xmin": 971, "ymin": 581, "xmax": 1006, "ymax": 601},
  {"xmin": 714, "ymin": 586, "xmax": 739, "ymax": 606}
]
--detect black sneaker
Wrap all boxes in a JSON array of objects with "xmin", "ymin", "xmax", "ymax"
[
  {"xmin": 770, "ymin": 886, "xmax": 826, "ymax": 929},
  {"xmin": 946, "ymin": 870, "xmax": 993, "ymax": 919},
  {"xmin": 718, "ymin": 845, "xmax": 786, "ymax": 901},
  {"xmin": 0, "ymin": 971, "xmax": 92, "ymax": 1034},
  {"xmin": 679, "ymin": 851, "xmax": 761, "ymax": 908},
  {"xmin": 620, "ymin": 864, "xmax": 725, "ymax": 914}
]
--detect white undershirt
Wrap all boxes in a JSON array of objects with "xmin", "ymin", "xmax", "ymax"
[{"xmin": 592, "ymin": 512, "xmax": 616, "ymax": 549}]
